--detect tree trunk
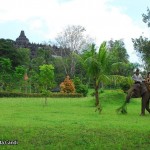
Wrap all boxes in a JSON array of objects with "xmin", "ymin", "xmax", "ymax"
[
  {"xmin": 95, "ymin": 81, "xmax": 99, "ymax": 106},
  {"xmin": 70, "ymin": 53, "xmax": 76, "ymax": 78}
]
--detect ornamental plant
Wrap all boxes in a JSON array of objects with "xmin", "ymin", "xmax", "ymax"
[{"xmin": 60, "ymin": 75, "xmax": 75, "ymax": 93}]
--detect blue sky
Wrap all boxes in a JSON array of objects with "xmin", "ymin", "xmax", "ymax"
[
  {"xmin": 0, "ymin": 0, "xmax": 150, "ymax": 63},
  {"xmin": 109, "ymin": 0, "xmax": 150, "ymax": 21}
]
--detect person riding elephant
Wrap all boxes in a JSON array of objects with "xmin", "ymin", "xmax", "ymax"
[
  {"xmin": 126, "ymin": 68, "xmax": 146, "ymax": 100},
  {"xmin": 132, "ymin": 68, "xmax": 144, "ymax": 84},
  {"xmin": 117, "ymin": 68, "xmax": 150, "ymax": 115}
]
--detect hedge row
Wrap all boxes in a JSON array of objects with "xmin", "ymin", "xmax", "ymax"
[{"xmin": 0, "ymin": 91, "xmax": 83, "ymax": 98}]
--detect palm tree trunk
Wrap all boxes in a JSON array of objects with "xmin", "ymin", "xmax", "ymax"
[{"xmin": 95, "ymin": 80, "xmax": 99, "ymax": 106}]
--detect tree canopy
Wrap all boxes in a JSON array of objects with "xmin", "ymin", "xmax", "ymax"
[{"xmin": 142, "ymin": 7, "xmax": 150, "ymax": 27}]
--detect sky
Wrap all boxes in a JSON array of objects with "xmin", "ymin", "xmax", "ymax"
[{"xmin": 0, "ymin": 0, "xmax": 150, "ymax": 63}]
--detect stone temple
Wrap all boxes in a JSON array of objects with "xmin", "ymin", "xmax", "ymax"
[
  {"xmin": 15, "ymin": 30, "xmax": 30, "ymax": 47},
  {"xmin": 15, "ymin": 30, "xmax": 70, "ymax": 58}
]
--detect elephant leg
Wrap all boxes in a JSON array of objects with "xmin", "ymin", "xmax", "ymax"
[
  {"xmin": 141, "ymin": 98, "xmax": 146, "ymax": 115},
  {"xmin": 126, "ymin": 87, "xmax": 134, "ymax": 103},
  {"xmin": 145, "ymin": 99, "xmax": 150, "ymax": 113},
  {"xmin": 141, "ymin": 93, "xmax": 149, "ymax": 115}
]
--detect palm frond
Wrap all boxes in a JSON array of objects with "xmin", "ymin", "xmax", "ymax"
[
  {"xmin": 98, "ymin": 74, "xmax": 110, "ymax": 83},
  {"xmin": 98, "ymin": 41, "xmax": 107, "ymax": 64}
]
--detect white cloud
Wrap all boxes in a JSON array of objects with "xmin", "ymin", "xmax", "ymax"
[
  {"xmin": 0, "ymin": 0, "xmax": 150, "ymax": 63},
  {"xmin": 28, "ymin": 19, "xmax": 43, "ymax": 30}
]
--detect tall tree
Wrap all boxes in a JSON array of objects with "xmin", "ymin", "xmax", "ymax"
[
  {"xmin": 107, "ymin": 39, "xmax": 129, "ymax": 63},
  {"xmin": 55, "ymin": 25, "xmax": 93, "ymax": 77},
  {"xmin": 132, "ymin": 36, "xmax": 150, "ymax": 70},
  {"xmin": 84, "ymin": 42, "xmax": 108, "ymax": 109},
  {"xmin": 107, "ymin": 39, "xmax": 135, "ymax": 76}
]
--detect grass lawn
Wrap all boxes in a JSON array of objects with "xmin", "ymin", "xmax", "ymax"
[{"xmin": 0, "ymin": 89, "xmax": 150, "ymax": 150}]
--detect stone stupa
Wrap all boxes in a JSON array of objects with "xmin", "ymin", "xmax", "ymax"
[{"xmin": 15, "ymin": 30, "xmax": 29, "ymax": 47}]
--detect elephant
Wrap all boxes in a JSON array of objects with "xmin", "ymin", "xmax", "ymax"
[
  {"xmin": 125, "ymin": 82, "xmax": 150, "ymax": 115},
  {"xmin": 117, "ymin": 82, "xmax": 150, "ymax": 116}
]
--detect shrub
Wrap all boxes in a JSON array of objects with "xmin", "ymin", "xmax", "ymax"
[
  {"xmin": 0, "ymin": 91, "xmax": 83, "ymax": 98},
  {"xmin": 73, "ymin": 77, "xmax": 88, "ymax": 97},
  {"xmin": 60, "ymin": 76, "xmax": 75, "ymax": 93}
]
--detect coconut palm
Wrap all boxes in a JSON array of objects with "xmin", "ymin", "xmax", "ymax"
[{"xmin": 84, "ymin": 42, "xmax": 108, "ymax": 110}]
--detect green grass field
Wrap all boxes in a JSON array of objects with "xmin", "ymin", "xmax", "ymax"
[{"xmin": 0, "ymin": 90, "xmax": 150, "ymax": 150}]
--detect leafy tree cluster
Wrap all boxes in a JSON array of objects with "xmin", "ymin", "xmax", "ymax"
[{"xmin": 132, "ymin": 8, "xmax": 150, "ymax": 70}]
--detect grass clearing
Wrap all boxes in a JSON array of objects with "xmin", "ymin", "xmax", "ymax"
[{"xmin": 0, "ymin": 90, "xmax": 150, "ymax": 149}]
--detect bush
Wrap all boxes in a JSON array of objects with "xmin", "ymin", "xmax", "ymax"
[
  {"xmin": 73, "ymin": 77, "xmax": 88, "ymax": 97},
  {"xmin": 75, "ymin": 84, "xmax": 88, "ymax": 97},
  {"xmin": 0, "ymin": 91, "xmax": 83, "ymax": 98},
  {"xmin": 0, "ymin": 92, "xmax": 43, "ymax": 97}
]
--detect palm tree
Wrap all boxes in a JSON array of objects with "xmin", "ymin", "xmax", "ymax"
[{"xmin": 84, "ymin": 42, "xmax": 108, "ymax": 110}]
